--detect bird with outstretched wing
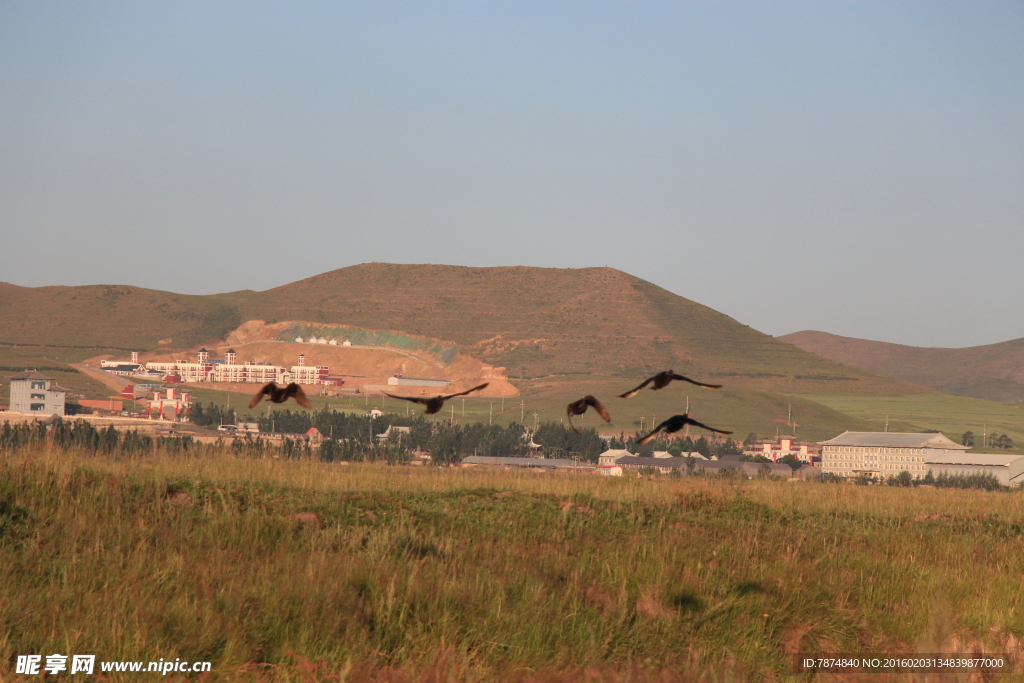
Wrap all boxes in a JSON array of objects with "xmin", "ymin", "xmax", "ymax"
[
  {"xmin": 636, "ymin": 413, "xmax": 732, "ymax": 444},
  {"xmin": 249, "ymin": 382, "xmax": 313, "ymax": 410},
  {"xmin": 384, "ymin": 383, "xmax": 489, "ymax": 415},
  {"xmin": 566, "ymin": 395, "xmax": 612, "ymax": 434},
  {"xmin": 619, "ymin": 370, "xmax": 722, "ymax": 399}
]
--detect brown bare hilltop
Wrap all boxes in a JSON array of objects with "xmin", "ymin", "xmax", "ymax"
[
  {"xmin": 3, "ymin": 264, "xmax": 947, "ymax": 439},
  {"xmin": 780, "ymin": 330, "xmax": 1024, "ymax": 404}
]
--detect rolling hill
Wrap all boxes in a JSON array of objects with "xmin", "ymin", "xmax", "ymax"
[
  {"xmin": 780, "ymin": 330, "xmax": 1024, "ymax": 405},
  {"xmin": 9, "ymin": 263, "xmax": 1023, "ymax": 443}
]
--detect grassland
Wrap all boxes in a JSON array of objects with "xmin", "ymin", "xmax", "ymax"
[
  {"xmin": 0, "ymin": 345, "xmax": 115, "ymax": 401},
  {"xmin": 2, "ymin": 446, "xmax": 1024, "ymax": 682}
]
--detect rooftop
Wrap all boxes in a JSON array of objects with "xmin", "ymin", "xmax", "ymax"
[
  {"xmin": 462, "ymin": 456, "xmax": 589, "ymax": 468},
  {"xmin": 820, "ymin": 431, "xmax": 968, "ymax": 450},
  {"xmin": 927, "ymin": 453, "xmax": 1024, "ymax": 466},
  {"xmin": 10, "ymin": 370, "xmax": 54, "ymax": 381}
]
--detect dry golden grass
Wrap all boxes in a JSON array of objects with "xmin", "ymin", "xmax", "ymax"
[{"xmin": 1, "ymin": 449, "xmax": 1024, "ymax": 681}]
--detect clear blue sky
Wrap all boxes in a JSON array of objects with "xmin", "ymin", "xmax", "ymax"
[{"xmin": 2, "ymin": 2, "xmax": 1021, "ymax": 348}]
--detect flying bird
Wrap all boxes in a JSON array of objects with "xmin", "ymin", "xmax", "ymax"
[
  {"xmin": 618, "ymin": 370, "xmax": 722, "ymax": 399},
  {"xmin": 566, "ymin": 395, "xmax": 611, "ymax": 434},
  {"xmin": 384, "ymin": 383, "xmax": 489, "ymax": 415},
  {"xmin": 636, "ymin": 413, "xmax": 732, "ymax": 445},
  {"xmin": 249, "ymin": 382, "xmax": 312, "ymax": 410}
]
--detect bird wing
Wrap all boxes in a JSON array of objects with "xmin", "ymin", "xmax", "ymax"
[
  {"xmin": 618, "ymin": 376, "xmax": 653, "ymax": 399},
  {"xmin": 248, "ymin": 383, "xmax": 274, "ymax": 408},
  {"xmin": 685, "ymin": 416, "xmax": 733, "ymax": 435},
  {"xmin": 636, "ymin": 426, "xmax": 663, "ymax": 445},
  {"xmin": 440, "ymin": 383, "xmax": 489, "ymax": 400},
  {"xmin": 383, "ymin": 392, "xmax": 429, "ymax": 406},
  {"xmin": 567, "ymin": 407, "xmax": 580, "ymax": 434},
  {"xmin": 636, "ymin": 418, "xmax": 672, "ymax": 444},
  {"xmin": 589, "ymin": 397, "xmax": 612, "ymax": 423},
  {"xmin": 669, "ymin": 373, "xmax": 723, "ymax": 389},
  {"xmin": 291, "ymin": 385, "xmax": 312, "ymax": 410}
]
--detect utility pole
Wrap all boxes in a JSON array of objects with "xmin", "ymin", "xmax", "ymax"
[
  {"xmin": 462, "ymin": 398, "xmax": 465, "ymax": 417},
  {"xmin": 685, "ymin": 396, "xmax": 690, "ymax": 436},
  {"xmin": 520, "ymin": 400, "xmax": 525, "ymax": 423},
  {"xmin": 885, "ymin": 415, "xmax": 889, "ymax": 432},
  {"xmin": 489, "ymin": 402, "xmax": 493, "ymax": 425}
]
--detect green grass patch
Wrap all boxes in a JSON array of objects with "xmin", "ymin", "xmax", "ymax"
[
  {"xmin": 790, "ymin": 393, "xmax": 1024, "ymax": 453},
  {"xmin": 0, "ymin": 451, "xmax": 1022, "ymax": 681}
]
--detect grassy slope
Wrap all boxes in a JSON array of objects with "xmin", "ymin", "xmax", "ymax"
[
  {"xmin": 8, "ymin": 264, "xmax": 1016, "ymax": 441},
  {"xmin": 0, "ymin": 281, "xmax": 245, "ymax": 350},
  {"xmin": 781, "ymin": 330, "xmax": 1024, "ymax": 404},
  {"xmin": 0, "ymin": 346, "xmax": 117, "ymax": 401},
  {"xmin": 239, "ymin": 264, "xmax": 921, "ymax": 396},
  {"xmin": 2, "ymin": 451, "xmax": 1023, "ymax": 681},
  {"xmin": 790, "ymin": 393, "xmax": 1024, "ymax": 454}
]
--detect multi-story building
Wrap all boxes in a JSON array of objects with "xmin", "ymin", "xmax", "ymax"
[
  {"xmin": 137, "ymin": 349, "xmax": 333, "ymax": 385},
  {"xmin": 747, "ymin": 434, "xmax": 821, "ymax": 463},
  {"xmin": 145, "ymin": 358, "xmax": 215, "ymax": 382},
  {"xmin": 8, "ymin": 370, "xmax": 67, "ymax": 415},
  {"xmin": 820, "ymin": 431, "xmax": 967, "ymax": 478}
]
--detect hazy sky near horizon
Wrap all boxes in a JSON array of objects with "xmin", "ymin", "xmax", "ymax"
[{"xmin": 2, "ymin": 2, "xmax": 1022, "ymax": 349}]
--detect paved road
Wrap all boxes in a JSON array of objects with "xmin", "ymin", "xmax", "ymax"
[{"xmin": 70, "ymin": 364, "xmax": 133, "ymax": 393}]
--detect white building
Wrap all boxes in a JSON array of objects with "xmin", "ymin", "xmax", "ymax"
[
  {"xmin": 145, "ymin": 360, "xmax": 214, "ymax": 382},
  {"xmin": 598, "ymin": 449, "xmax": 633, "ymax": 466},
  {"xmin": 926, "ymin": 453, "xmax": 1024, "ymax": 487},
  {"xmin": 820, "ymin": 432, "xmax": 967, "ymax": 478},
  {"xmin": 143, "ymin": 349, "xmax": 332, "ymax": 385},
  {"xmin": 210, "ymin": 362, "xmax": 287, "ymax": 384},
  {"xmin": 387, "ymin": 375, "xmax": 450, "ymax": 388},
  {"xmin": 8, "ymin": 370, "xmax": 67, "ymax": 416}
]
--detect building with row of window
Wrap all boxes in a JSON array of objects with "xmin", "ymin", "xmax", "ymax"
[
  {"xmin": 140, "ymin": 350, "xmax": 333, "ymax": 385},
  {"xmin": 7, "ymin": 370, "xmax": 67, "ymax": 416},
  {"xmin": 746, "ymin": 434, "xmax": 821, "ymax": 463},
  {"xmin": 819, "ymin": 431, "xmax": 1024, "ymax": 486}
]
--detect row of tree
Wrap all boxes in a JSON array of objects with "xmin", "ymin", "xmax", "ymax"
[
  {"xmin": 0, "ymin": 419, "xmax": 197, "ymax": 455},
  {"xmin": 962, "ymin": 431, "xmax": 1014, "ymax": 449}
]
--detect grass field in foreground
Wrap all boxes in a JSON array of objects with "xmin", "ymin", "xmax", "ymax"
[
  {"xmin": 2, "ymin": 451, "xmax": 1024, "ymax": 681},
  {"xmin": 789, "ymin": 393, "xmax": 1024, "ymax": 455}
]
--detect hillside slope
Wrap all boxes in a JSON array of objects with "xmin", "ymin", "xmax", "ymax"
[
  {"xmin": 232, "ymin": 264, "xmax": 923, "ymax": 396},
  {"xmin": 5, "ymin": 265, "xmax": 960, "ymax": 440},
  {"xmin": 0, "ymin": 282, "xmax": 244, "ymax": 350},
  {"xmin": 780, "ymin": 330, "xmax": 1024, "ymax": 404}
]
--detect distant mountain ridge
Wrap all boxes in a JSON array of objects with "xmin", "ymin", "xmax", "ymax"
[
  {"xmin": 780, "ymin": 330, "xmax": 1024, "ymax": 404},
  {"xmin": 0, "ymin": 264, "xmax": 921, "ymax": 396}
]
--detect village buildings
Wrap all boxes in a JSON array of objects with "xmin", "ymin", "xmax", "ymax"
[
  {"xmin": 746, "ymin": 434, "xmax": 821, "ymax": 463},
  {"xmin": 7, "ymin": 370, "xmax": 67, "ymax": 416}
]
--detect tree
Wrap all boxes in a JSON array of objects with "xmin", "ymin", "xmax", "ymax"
[
  {"xmin": 777, "ymin": 453, "xmax": 804, "ymax": 470},
  {"xmin": 962, "ymin": 431, "xmax": 975, "ymax": 447}
]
